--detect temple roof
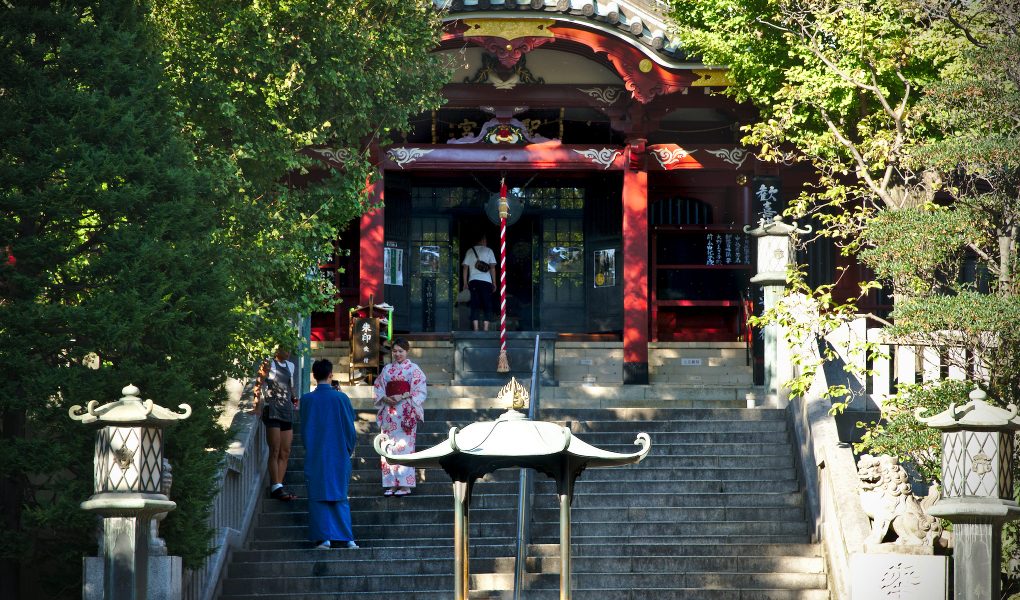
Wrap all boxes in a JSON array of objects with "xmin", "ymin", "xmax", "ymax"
[{"xmin": 435, "ymin": 0, "xmax": 696, "ymax": 65}]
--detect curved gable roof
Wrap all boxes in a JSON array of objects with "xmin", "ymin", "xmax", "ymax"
[{"xmin": 434, "ymin": 0, "xmax": 698, "ymax": 67}]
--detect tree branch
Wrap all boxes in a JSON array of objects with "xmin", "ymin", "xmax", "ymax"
[{"xmin": 818, "ymin": 107, "xmax": 897, "ymax": 208}]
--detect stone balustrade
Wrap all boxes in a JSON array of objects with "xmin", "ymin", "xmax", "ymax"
[{"xmin": 182, "ymin": 380, "xmax": 267, "ymax": 600}]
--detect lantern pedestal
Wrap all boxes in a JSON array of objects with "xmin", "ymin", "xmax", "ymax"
[
  {"xmin": 928, "ymin": 499, "xmax": 1020, "ymax": 600},
  {"xmin": 84, "ymin": 555, "xmax": 182, "ymax": 600}
]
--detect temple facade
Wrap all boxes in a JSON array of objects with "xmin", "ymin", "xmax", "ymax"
[{"xmin": 311, "ymin": 1, "xmax": 841, "ymax": 383}]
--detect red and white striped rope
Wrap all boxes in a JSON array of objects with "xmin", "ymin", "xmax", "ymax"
[{"xmin": 499, "ymin": 208, "xmax": 508, "ymax": 354}]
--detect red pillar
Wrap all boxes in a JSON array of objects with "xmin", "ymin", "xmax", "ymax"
[
  {"xmin": 622, "ymin": 144, "xmax": 649, "ymax": 384},
  {"xmin": 359, "ymin": 172, "xmax": 385, "ymax": 306}
]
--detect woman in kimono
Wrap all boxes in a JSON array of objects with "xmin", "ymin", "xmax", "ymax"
[{"xmin": 373, "ymin": 337, "xmax": 427, "ymax": 496}]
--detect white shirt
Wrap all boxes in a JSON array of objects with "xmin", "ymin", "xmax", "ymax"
[{"xmin": 462, "ymin": 245, "xmax": 496, "ymax": 283}]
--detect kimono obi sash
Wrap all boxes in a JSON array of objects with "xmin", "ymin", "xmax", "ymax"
[{"xmin": 386, "ymin": 380, "xmax": 411, "ymax": 397}]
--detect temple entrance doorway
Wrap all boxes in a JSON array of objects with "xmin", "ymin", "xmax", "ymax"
[
  {"xmin": 456, "ymin": 213, "xmax": 537, "ymax": 332},
  {"xmin": 383, "ymin": 174, "xmax": 621, "ymax": 336}
]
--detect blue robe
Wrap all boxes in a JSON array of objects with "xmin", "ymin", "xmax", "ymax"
[{"xmin": 301, "ymin": 383, "xmax": 357, "ymax": 542}]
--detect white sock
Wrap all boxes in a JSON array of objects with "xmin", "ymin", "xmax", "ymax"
[{"xmin": 270, "ymin": 483, "xmax": 283, "ymax": 491}]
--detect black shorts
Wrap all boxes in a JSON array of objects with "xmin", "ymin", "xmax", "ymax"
[{"xmin": 262, "ymin": 416, "xmax": 293, "ymax": 432}]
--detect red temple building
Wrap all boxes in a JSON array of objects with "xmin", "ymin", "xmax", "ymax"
[{"xmin": 310, "ymin": 1, "xmax": 850, "ymax": 384}]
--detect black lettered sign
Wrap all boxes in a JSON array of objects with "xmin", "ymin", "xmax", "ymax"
[{"xmin": 351, "ymin": 318, "xmax": 380, "ymax": 367}]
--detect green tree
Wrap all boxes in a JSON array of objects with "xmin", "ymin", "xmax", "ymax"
[
  {"xmin": 0, "ymin": 1, "xmax": 235, "ymax": 597},
  {"xmin": 668, "ymin": 0, "xmax": 1018, "ymax": 402},
  {"xmin": 149, "ymin": 0, "xmax": 449, "ymax": 362},
  {"xmin": 2, "ymin": 1, "xmax": 448, "ymax": 597},
  {"xmin": 668, "ymin": 0, "xmax": 1019, "ymax": 583}
]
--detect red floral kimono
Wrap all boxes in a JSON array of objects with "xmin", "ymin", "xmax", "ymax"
[{"xmin": 373, "ymin": 358, "xmax": 427, "ymax": 488}]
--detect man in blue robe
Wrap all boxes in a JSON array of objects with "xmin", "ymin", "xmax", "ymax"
[{"xmin": 302, "ymin": 359, "xmax": 359, "ymax": 549}]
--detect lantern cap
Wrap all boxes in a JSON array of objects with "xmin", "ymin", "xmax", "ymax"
[
  {"xmin": 743, "ymin": 215, "xmax": 812, "ymax": 237},
  {"xmin": 915, "ymin": 387, "xmax": 1020, "ymax": 430},
  {"xmin": 69, "ymin": 384, "xmax": 192, "ymax": 426}
]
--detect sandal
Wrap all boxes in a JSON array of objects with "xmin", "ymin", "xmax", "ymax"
[
  {"xmin": 383, "ymin": 489, "xmax": 395, "ymax": 497},
  {"xmin": 270, "ymin": 487, "xmax": 297, "ymax": 501},
  {"xmin": 393, "ymin": 488, "xmax": 411, "ymax": 497}
]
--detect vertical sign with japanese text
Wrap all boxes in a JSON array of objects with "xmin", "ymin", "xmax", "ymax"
[
  {"xmin": 752, "ymin": 176, "xmax": 782, "ymax": 224},
  {"xmin": 351, "ymin": 318, "xmax": 380, "ymax": 367}
]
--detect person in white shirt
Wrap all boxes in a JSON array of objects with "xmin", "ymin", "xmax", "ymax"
[{"xmin": 461, "ymin": 234, "xmax": 497, "ymax": 331}]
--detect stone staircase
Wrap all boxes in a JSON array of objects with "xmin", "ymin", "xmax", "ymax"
[{"xmin": 217, "ymin": 406, "xmax": 829, "ymax": 599}]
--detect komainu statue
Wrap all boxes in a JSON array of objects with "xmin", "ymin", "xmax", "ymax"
[{"xmin": 858, "ymin": 454, "xmax": 942, "ymax": 548}]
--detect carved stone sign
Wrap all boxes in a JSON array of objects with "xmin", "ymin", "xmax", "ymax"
[{"xmin": 851, "ymin": 554, "xmax": 947, "ymax": 600}]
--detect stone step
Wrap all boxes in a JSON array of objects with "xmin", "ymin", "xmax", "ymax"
[
  {"xmin": 340, "ymin": 389, "xmax": 761, "ymax": 408},
  {"xmin": 270, "ymin": 479, "xmax": 802, "ymax": 500},
  {"xmin": 228, "ymin": 554, "xmax": 824, "ymax": 579},
  {"xmin": 220, "ymin": 570, "xmax": 825, "ymax": 595},
  {"xmin": 232, "ymin": 542, "xmax": 822, "ymax": 563},
  {"xmin": 259, "ymin": 492, "xmax": 806, "ymax": 515},
  {"xmin": 252, "ymin": 519, "xmax": 809, "ymax": 543},
  {"xmin": 340, "ymin": 441, "xmax": 795, "ymax": 457},
  {"xmin": 349, "ymin": 409, "xmax": 783, "ymax": 422},
  {"xmin": 288, "ymin": 458, "xmax": 798, "ymax": 479},
  {"xmin": 347, "ymin": 419, "xmax": 790, "ymax": 435},
  {"xmin": 248, "ymin": 532, "xmax": 816, "ymax": 551},
  {"xmin": 288, "ymin": 431, "xmax": 793, "ymax": 454},
  {"xmin": 257, "ymin": 505, "xmax": 808, "ymax": 527},
  {"xmin": 287, "ymin": 455, "xmax": 795, "ymax": 473},
  {"xmin": 295, "ymin": 437, "xmax": 794, "ymax": 455},
  {"xmin": 222, "ymin": 589, "xmax": 830, "ymax": 600}
]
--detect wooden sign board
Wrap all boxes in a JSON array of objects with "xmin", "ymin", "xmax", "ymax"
[{"xmin": 351, "ymin": 317, "xmax": 381, "ymax": 367}]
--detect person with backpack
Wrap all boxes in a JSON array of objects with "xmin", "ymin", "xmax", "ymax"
[
  {"xmin": 254, "ymin": 347, "xmax": 299, "ymax": 501},
  {"xmin": 461, "ymin": 233, "xmax": 497, "ymax": 332}
]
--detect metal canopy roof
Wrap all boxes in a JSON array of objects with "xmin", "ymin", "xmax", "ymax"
[{"xmin": 374, "ymin": 407, "xmax": 651, "ymax": 483}]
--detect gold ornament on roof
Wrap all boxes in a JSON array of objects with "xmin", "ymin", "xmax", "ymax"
[
  {"xmin": 497, "ymin": 377, "xmax": 529, "ymax": 411},
  {"xmin": 692, "ymin": 69, "xmax": 733, "ymax": 87},
  {"xmin": 462, "ymin": 19, "xmax": 555, "ymax": 40}
]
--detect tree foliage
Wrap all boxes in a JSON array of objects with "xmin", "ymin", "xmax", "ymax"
[
  {"xmin": 668, "ymin": 0, "xmax": 1019, "ymax": 399},
  {"xmin": 149, "ymin": 0, "xmax": 448, "ymax": 363},
  {"xmin": 1, "ymin": 1, "xmax": 447, "ymax": 598},
  {"xmin": 669, "ymin": 0, "xmax": 1019, "ymax": 582},
  {"xmin": 0, "ymin": 1, "xmax": 234, "ymax": 596}
]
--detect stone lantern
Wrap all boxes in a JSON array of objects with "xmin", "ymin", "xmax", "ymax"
[
  {"xmin": 916, "ymin": 387, "xmax": 1020, "ymax": 600},
  {"xmin": 743, "ymin": 215, "xmax": 811, "ymax": 404},
  {"xmin": 70, "ymin": 384, "xmax": 191, "ymax": 600}
]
